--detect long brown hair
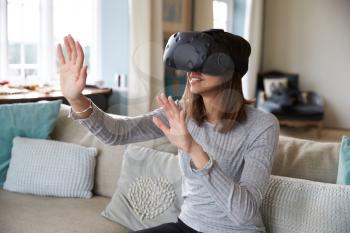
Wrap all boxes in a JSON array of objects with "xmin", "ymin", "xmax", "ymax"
[{"xmin": 180, "ymin": 72, "xmax": 255, "ymax": 133}]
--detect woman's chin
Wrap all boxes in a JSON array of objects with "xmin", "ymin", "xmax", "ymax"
[
  {"xmin": 190, "ymin": 85, "xmax": 222, "ymax": 96},
  {"xmin": 190, "ymin": 82, "xmax": 212, "ymax": 92},
  {"xmin": 189, "ymin": 86, "xmax": 202, "ymax": 94}
]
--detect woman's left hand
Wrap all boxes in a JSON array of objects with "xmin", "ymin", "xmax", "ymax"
[{"xmin": 152, "ymin": 93, "xmax": 194, "ymax": 153}]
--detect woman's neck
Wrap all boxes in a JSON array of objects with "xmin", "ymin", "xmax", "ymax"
[{"xmin": 202, "ymin": 93, "xmax": 220, "ymax": 123}]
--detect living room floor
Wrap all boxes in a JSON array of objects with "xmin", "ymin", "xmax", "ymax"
[{"xmin": 280, "ymin": 126, "xmax": 350, "ymax": 142}]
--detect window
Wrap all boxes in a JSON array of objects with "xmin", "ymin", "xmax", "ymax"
[
  {"xmin": 0, "ymin": 0, "xmax": 101, "ymax": 85},
  {"xmin": 213, "ymin": 0, "xmax": 234, "ymax": 32},
  {"xmin": 6, "ymin": 0, "xmax": 40, "ymax": 84}
]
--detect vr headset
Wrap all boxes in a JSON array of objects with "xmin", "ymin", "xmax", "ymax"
[{"xmin": 163, "ymin": 29, "xmax": 235, "ymax": 76}]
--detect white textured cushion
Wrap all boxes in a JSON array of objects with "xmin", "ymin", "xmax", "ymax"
[
  {"xmin": 102, "ymin": 144, "xmax": 182, "ymax": 231},
  {"xmin": 262, "ymin": 175, "xmax": 350, "ymax": 233},
  {"xmin": 4, "ymin": 137, "xmax": 97, "ymax": 198}
]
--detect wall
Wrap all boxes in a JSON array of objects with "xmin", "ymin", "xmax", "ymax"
[
  {"xmin": 262, "ymin": 0, "xmax": 350, "ymax": 129},
  {"xmin": 101, "ymin": 0, "xmax": 129, "ymax": 115}
]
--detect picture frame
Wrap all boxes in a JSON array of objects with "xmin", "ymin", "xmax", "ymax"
[
  {"xmin": 263, "ymin": 78, "xmax": 289, "ymax": 98},
  {"xmin": 162, "ymin": 0, "xmax": 193, "ymax": 38}
]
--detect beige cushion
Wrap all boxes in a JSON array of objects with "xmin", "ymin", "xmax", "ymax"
[
  {"xmin": 272, "ymin": 136, "xmax": 340, "ymax": 183},
  {"xmin": 0, "ymin": 188, "xmax": 129, "ymax": 233},
  {"xmin": 51, "ymin": 104, "xmax": 177, "ymax": 198}
]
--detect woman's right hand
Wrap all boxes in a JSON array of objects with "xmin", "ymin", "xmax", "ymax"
[{"xmin": 56, "ymin": 34, "xmax": 88, "ymax": 102}]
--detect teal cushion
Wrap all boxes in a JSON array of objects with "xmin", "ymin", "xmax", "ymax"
[
  {"xmin": 336, "ymin": 135, "xmax": 350, "ymax": 185},
  {"xmin": 0, "ymin": 100, "xmax": 62, "ymax": 186}
]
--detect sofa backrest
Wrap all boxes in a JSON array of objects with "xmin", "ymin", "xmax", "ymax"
[
  {"xmin": 51, "ymin": 105, "xmax": 341, "ymax": 197},
  {"xmin": 50, "ymin": 104, "xmax": 178, "ymax": 198},
  {"xmin": 272, "ymin": 136, "xmax": 340, "ymax": 184}
]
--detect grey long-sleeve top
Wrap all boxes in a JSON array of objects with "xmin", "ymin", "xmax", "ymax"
[{"xmin": 69, "ymin": 101, "xmax": 279, "ymax": 233}]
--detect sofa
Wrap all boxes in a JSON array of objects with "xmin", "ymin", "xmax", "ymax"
[{"xmin": 0, "ymin": 103, "xmax": 349, "ymax": 233}]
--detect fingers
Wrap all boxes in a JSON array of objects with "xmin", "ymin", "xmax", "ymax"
[
  {"xmin": 78, "ymin": 65, "xmax": 88, "ymax": 85},
  {"xmin": 64, "ymin": 36, "xmax": 72, "ymax": 60},
  {"xmin": 180, "ymin": 110, "xmax": 186, "ymax": 125},
  {"xmin": 157, "ymin": 93, "xmax": 167, "ymax": 108},
  {"xmin": 67, "ymin": 35, "xmax": 77, "ymax": 64},
  {"xmin": 76, "ymin": 41, "xmax": 84, "ymax": 70},
  {"xmin": 62, "ymin": 35, "xmax": 83, "ymax": 67},
  {"xmin": 57, "ymin": 44, "xmax": 65, "ymax": 65},
  {"xmin": 156, "ymin": 95, "xmax": 173, "ymax": 120},
  {"xmin": 152, "ymin": 116, "xmax": 170, "ymax": 135},
  {"xmin": 157, "ymin": 93, "xmax": 180, "ymax": 119},
  {"xmin": 168, "ymin": 96, "xmax": 178, "ymax": 114}
]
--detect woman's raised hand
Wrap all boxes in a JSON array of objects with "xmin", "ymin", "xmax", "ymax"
[
  {"xmin": 56, "ymin": 35, "xmax": 88, "ymax": 102},
  {"xmin": 152, "ymin": 93, "xmax": 194, "ymax": 153}
]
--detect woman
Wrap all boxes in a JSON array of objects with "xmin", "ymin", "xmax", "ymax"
[{"xmin": 56, "ymin": 30, "xmax": 279, "ymax": 233}]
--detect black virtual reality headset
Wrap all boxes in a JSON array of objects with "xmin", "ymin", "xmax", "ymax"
[{"xmin": 163, "ymin": 29, "xmax": 235, "ymax": 76}]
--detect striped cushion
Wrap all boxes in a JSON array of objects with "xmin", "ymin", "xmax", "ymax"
[{"xmin": 3, "ymin": 137, "xmax": 97, "ymax": 198}]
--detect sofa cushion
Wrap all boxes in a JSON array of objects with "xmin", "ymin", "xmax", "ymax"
[
  {"xmin": 272, "ymin": 136, "xmax": 340, "ymax": 183},
  {"xmin": 0, "ymin": 188, "xmax": 129, "ymax": 233},
  {"xmin": 101, "ymin": 144, "xmax": 182, "ymax": 231},
  {"xmin": 262, "ymin": 175, "xmax": 350, "ymax": 233},
  {"xmin": 0, "ymin": 100, "xmax": 61, "ymax": 186},
  {"xmin": 51, "ymin": 104, "xmax": 177, "ymax": 198},
  {"xmin": 337, "ymin": 135, "xmax": 350, "ymax": 185},
  {"xmin": 4, "ymin": 137, "xmax": 97, "ymax": 198}
]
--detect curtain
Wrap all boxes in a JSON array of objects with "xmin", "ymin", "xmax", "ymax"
[
  {"xmin": 128, "ymin": 0, "xmax": 164, "ymax": 116},
  {"xmin": 193, "ymin": 0, "xmax": 213, "ymax": 31},
  {"xmin": 243, "ymin": 0, "xmax": 264, "ymax": 100}
]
